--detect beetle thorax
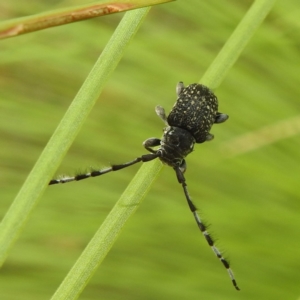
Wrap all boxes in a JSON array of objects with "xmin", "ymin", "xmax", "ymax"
[{"xmin": 158, "ymin": 126, "xmax": 195, "ymax": 167}]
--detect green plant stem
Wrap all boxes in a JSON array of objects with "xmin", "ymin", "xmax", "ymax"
[
  {"xmin": 202, "ymin": 0, "xmax": 276, "ymax": 88},
  {"xmin": 0, "ymin": 7, "xmax": 150, "ymax": 267},
  {"xmin": 51, "ymin": 160, "xmax": 162, "ymax": 300}
]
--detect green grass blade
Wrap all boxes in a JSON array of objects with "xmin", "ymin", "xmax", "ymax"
[
  {"xmin": 51, "ymin": 160, "xmax": 162, "ymax": 300},
  {"xmin": 0, "ymin": 7, "xmax": 150, "ymax": 267},
  {"xmin": 0, "ymin": 0, "xmax": 174, "ymax": 39},
  {"xmin": 202, "ymin": 0, "xmax": 277, "ymax": 88}
]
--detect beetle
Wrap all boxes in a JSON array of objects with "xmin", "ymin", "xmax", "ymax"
[{"xmin": 50, "ymin": 82, "xmax": 239, "ymax": 290}]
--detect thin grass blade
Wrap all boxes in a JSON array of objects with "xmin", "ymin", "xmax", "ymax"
[
  {"xmin": 0, "ymin": 7, "xmax": 150, "ymax": 267},
  {"xmin": 0, "ymin": 0, "xmax": 174, "ymax": 39},
  {"xmin": 202, "ymin": 0, "xmax": 277, "ymax": 88},
  {"xmin": 51, "ymin": 160, "xmax": 162, "ymax": 300}
]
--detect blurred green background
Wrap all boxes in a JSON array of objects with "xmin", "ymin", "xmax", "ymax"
[{"xmin": 1, "ymin": 0, "xmax": 300, "ymax": 299}]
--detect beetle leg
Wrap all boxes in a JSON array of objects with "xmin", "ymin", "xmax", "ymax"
[{"xmin": 143, "ymin": 138, "xmax": 161, "ymax": 153}]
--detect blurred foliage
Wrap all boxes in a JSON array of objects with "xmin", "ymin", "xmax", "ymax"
[{"xmin": 1, "ymin": 0, "xmax": 300, "ymax": 299}]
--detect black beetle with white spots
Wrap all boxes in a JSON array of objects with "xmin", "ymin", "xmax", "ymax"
[{"xmin": 50, "ymin": 82, "xmax": 240, "ymax": 291}]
